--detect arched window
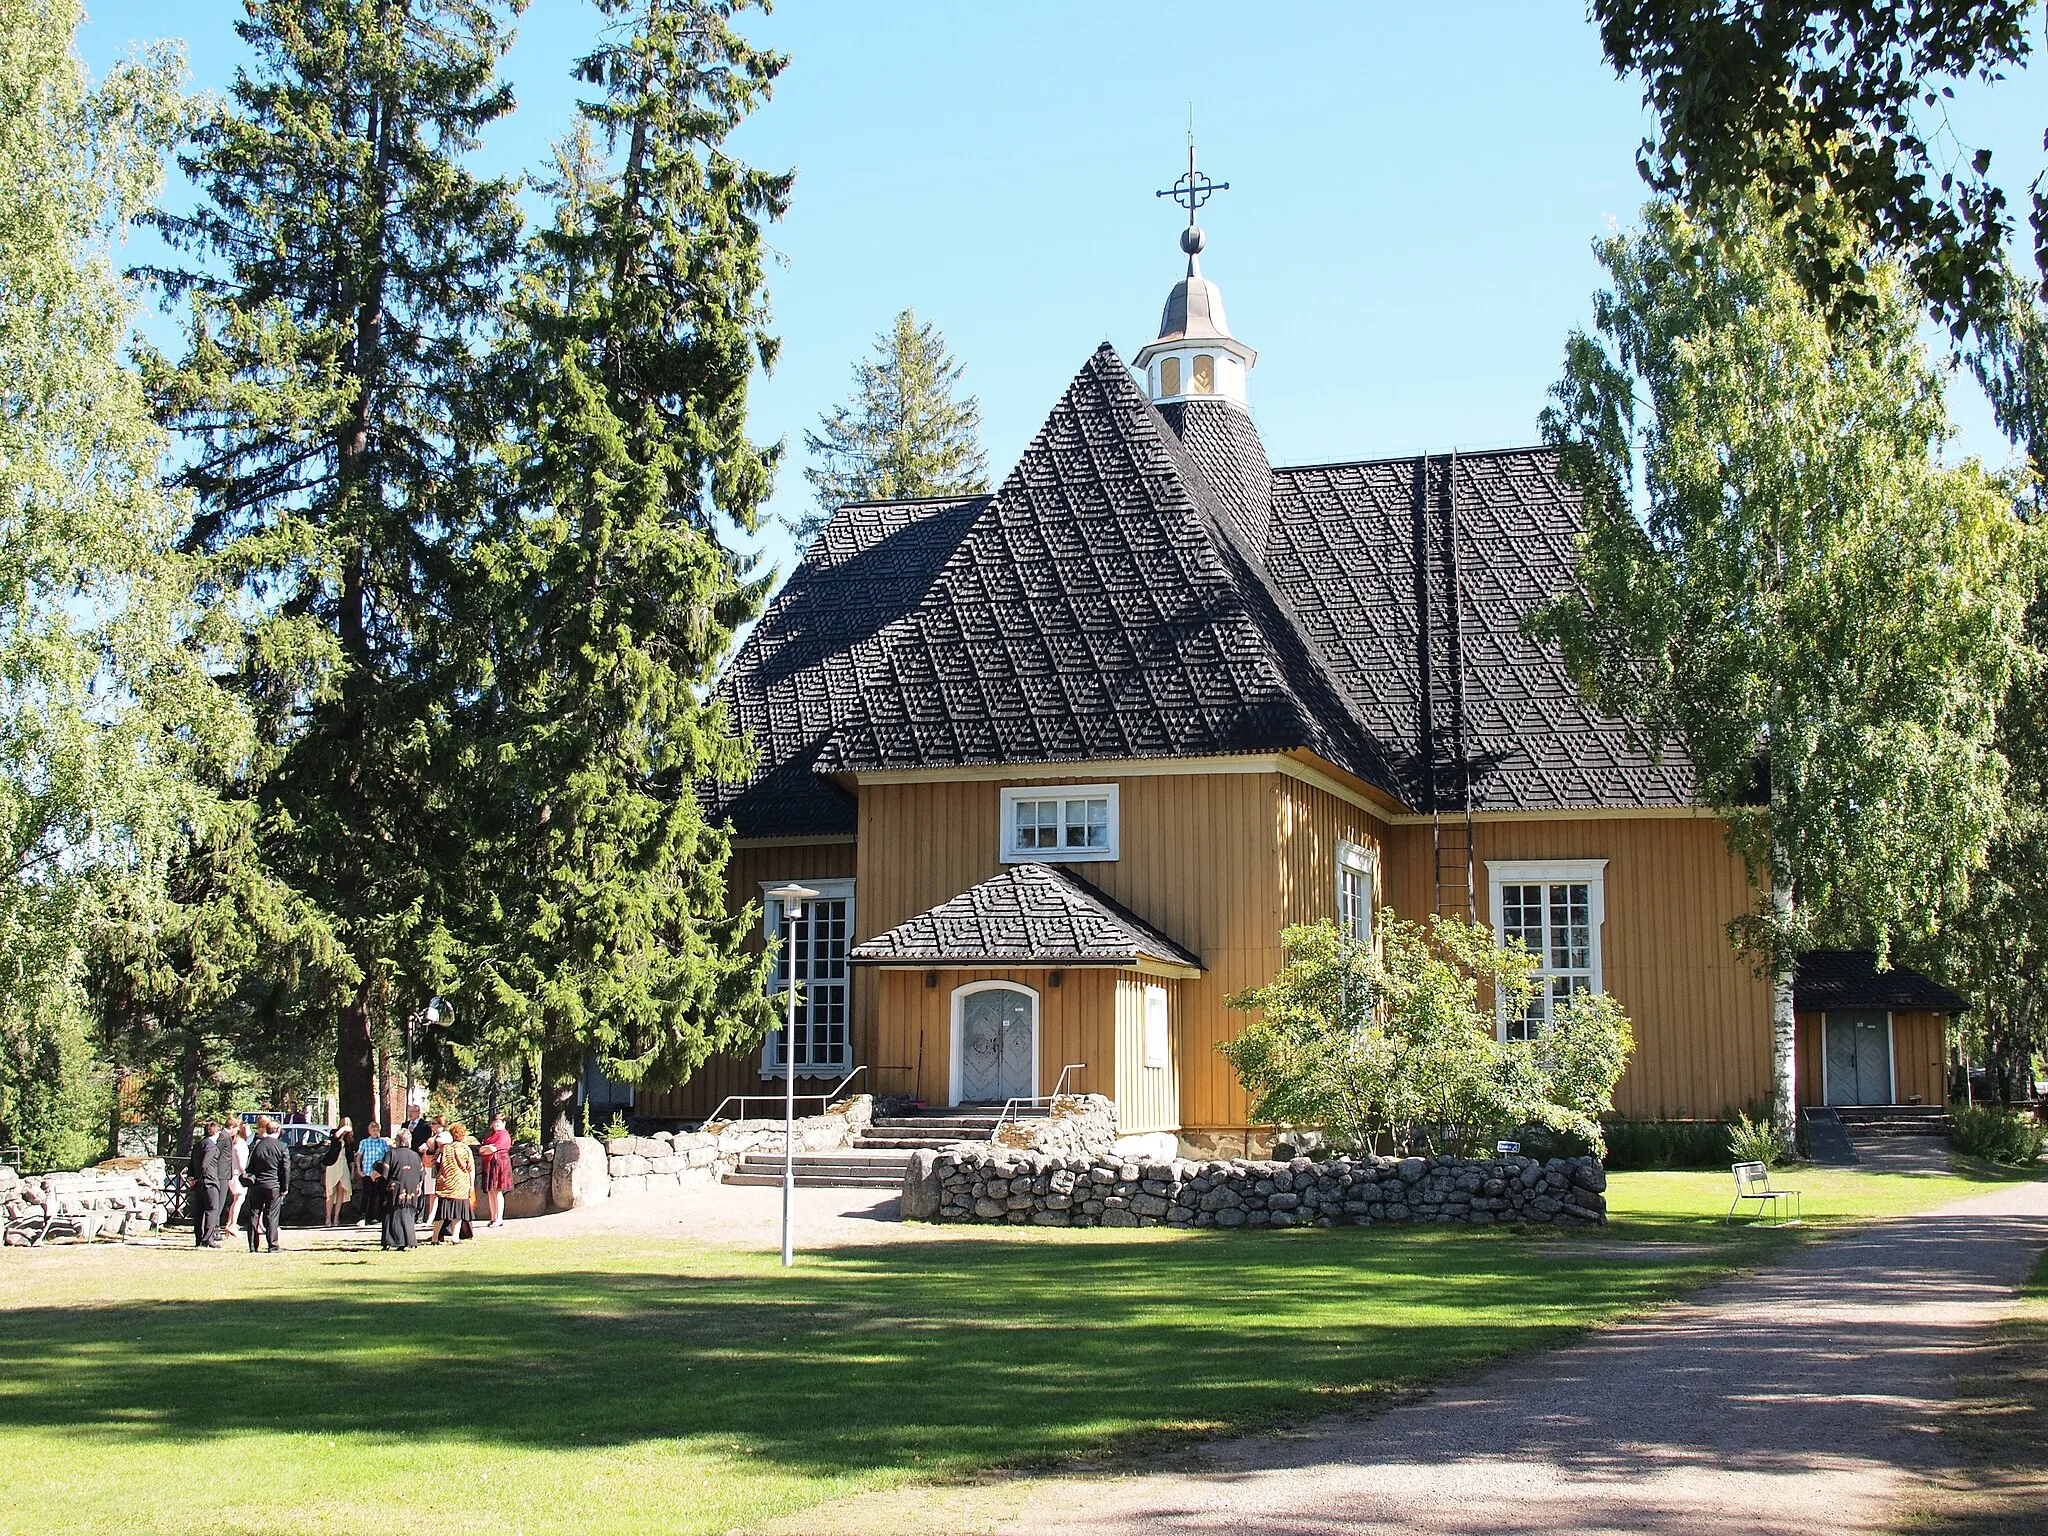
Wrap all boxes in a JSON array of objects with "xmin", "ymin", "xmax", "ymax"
[
  {"xmin": 1192, "ymin": 354, "xmax": 1216, "ymax": 394},
  {"xmin": 1159, "ymin": 356, "xmax": 1182, "ymax": 397}
]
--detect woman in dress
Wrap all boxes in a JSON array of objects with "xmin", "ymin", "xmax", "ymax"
[
  {"xmin": 321, "ymin": 1116, "xmax": 355, "ymax": 1226},
  {"xmin": 476, "ymin": 1114, "xmax": 514, "ymax": 1229},
  {"xmin": 222, "ymin": 1120, "xmax": 251, "ymax": 1235},
  {"xmin": 429, "ymin": 1123, "xmax": 475, "ymax": 1245}
]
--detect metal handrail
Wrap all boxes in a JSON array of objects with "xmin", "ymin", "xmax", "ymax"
[
  {"xmin": 702, "ymin": 1064, "xmax": 868, "ymax": 1128},
  {"xmin": 988, "ymin": 1063, "xmax": 1087, "ymax": 1145}
]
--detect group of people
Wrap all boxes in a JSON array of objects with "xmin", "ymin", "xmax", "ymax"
[
  {"xmin": 185, "ymin": 1110, "xmax": 516, "ymax": 1253},
  {"xmin": 184, "ymin": 1115, "xmax": 294, "ymax": 1252}
]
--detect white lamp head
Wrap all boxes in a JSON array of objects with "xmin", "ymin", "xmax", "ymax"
[{"xmin": 766, "ymin": 882, "xmax": 821, "ymax": 916}]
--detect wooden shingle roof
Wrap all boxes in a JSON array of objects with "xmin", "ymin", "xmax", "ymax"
[
  {"xmin": 709, "ymin": 344, "xmax": 1693, "ymax": 838},
  {"xmin": 847, "ymin": 863, "xmax": 1204, "ymax": 970}
]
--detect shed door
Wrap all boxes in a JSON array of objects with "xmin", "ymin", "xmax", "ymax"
[
  {"xmin": 958, "ymin": 988, "xmax": 1035, "ymax": 1103},
  {"xmin": 1824, "ymin": 1011, "xmax": 1893, "ymax": 1105}
]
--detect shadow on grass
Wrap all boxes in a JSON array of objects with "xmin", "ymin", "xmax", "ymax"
[{"xmin": 0, "ymin": 1228, "xmax": 1741, "ymax": 1479}]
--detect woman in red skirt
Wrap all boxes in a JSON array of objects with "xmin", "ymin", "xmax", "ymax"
[{"xmin": 476, "ymin": 1113, "xmax": 515, "ymax": 1228}]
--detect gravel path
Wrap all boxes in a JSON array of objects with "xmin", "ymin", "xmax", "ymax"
[{"xmin": 766, "ymin": 1175, "xmax": 2048, "ymax": 1536}]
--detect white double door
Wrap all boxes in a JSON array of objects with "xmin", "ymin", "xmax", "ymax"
[
  {"xmin": 1824, "ymin": 1011, "xmax": 1894, "ymax": 1106},
  {"xmin": 956, "ymin": 986, "xmax": 1036, "ymax": 1104}
]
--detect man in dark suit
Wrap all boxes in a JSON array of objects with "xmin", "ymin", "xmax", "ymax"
[
  {"xmin": 379, "ymin": 1128, "xmax": 424, "ymax": 1251},
  {"xmin": 187, "ymin": 1120, "xmax": 224, "ymax": 1246},
  {"xmin": 242, "ymin": 1116, "xmax": 291, "ymax": 1252},
  {"xmin": 211, "ymin": 1119, "xmax": 238, "ymax": 1241}
]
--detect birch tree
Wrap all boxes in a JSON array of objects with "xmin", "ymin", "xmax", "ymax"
[{"xmin": 1536, "ymin": 193, "xmax": 2037, "ymax": 1139}]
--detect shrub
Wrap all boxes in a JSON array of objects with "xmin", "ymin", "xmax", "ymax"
[
  {"xmin": 1223, "ymin": 915, "xmax": 1635, "ymax": 1157},
  {"xmin": 1728, "ymin": 1112, "xmax": 1787, "ymax": 1167},
  {"xmin": 596, "ymin": 1110, "xmax": 631, "ymax": 1143},
  {"xmin": 1600, "ymin": 1118, "xmax": 1732, "ymax": 1171},
  {"xmin": 1951, "ymin": 1106, "xmax": 2048, "ymax": 1167}
]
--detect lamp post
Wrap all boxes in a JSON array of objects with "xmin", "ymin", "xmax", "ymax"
[{"xmin": 766, "ymin": 883, "xmax": 819, "ymax": 1268}]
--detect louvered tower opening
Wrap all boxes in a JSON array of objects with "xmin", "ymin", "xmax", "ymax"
[{"xmin": 1414, "ymin": 454, "xmax": 1477, "ymax": 921}]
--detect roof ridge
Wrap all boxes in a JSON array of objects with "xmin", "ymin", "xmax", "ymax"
[{"xmin": 1114, "ymin": 363, "xmax": 1405, "ymax": 798}]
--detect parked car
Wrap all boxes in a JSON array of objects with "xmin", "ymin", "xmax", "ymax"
[{"xmin": 234, "ymin": 1112, "xmax": 332, "ymax": 1148}]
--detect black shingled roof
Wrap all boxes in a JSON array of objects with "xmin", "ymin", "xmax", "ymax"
[
  {"xmin": 847, "ymin": 862, "xmax": 1204, "ymax": 970},
  {"xmin": 1795, "ymin": 950, "xmax": 1968, "ymax": 1013},
  {"xmin": 710, "ymin": 344, "xmax": 1693, "ymax": 838}
]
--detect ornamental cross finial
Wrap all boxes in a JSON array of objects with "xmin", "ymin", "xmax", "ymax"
[{"xmin": 1156, "ymin": 138, "xmax": 1228, "ymax": 226}]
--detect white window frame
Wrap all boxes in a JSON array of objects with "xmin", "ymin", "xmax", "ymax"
[
  {"xmin": 1143, "ymin": 984, "xmax": 1169, "ymax": 1069},
  {"xmin": 1485, "ymin": 859, "xmax": 1607, "ymax": 1041},
  {"xmin": 949, "ymin": 979, "xmax": 1041, "ymax": 1105},
  {"xmin": 1336, "ymin": 839, "xmax": 1377, "ymax": 946},
  {"xmin": 998, "ymin": 784, "xmax": 1121, "ymax": 863},
  {"xmin": 759, "ymin": 877, "xmax": 856, "ymax": 1078}
]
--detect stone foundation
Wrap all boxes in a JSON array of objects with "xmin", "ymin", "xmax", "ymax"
[{"xmin": 901, "ymin": 1149, "xmax": 1607, "ymax": 1228}]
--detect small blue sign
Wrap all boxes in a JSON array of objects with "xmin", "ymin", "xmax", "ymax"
[{"xmin": 1496, "ymin": 1140, "xmax": 1520, "ymax": 1155}]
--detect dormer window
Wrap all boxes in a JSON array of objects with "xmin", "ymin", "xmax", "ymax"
[
  {"xmin": 1160, "ymin": 356, "xmax": 1182, "ymax": 397},
  {"xmin": 1192, "ymin": 354, "xmax": 1215, "ymax": 394}
]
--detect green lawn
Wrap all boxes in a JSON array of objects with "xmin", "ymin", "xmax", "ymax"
[
  {"xmin": 1899, "ymin": 1245, "xmax": 2048, "ymax": 1535},
  {"xmin": 0, "ymin": 1160, "xmax": 2031, "ymax": 1536}
]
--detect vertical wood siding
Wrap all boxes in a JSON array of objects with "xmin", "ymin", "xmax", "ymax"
[
  {"xmin": 859, "ymin": 772, "xmax": 1280, "ymax": 1131},
  {"xmin": 1275, "ymin": 777, "xmax": 1384, "ymax": 931},
  {"xmin": 1795, "ymin": 1009, "xmax": 1949, "ymax": 1107},
  {"xmin": 874, "ymin": 967, "xmax": 1116, "ymax": 1104},
  {"xmin": 1450, "ymin": 817, "xmax": 1773, "ymax": 1121},
  {"xmin": 634, "ymin": 840, "xmax": 857, "ymax": 1120},
  {"xmin": 1114, "ymin": 974, "xmax": 1183, "ymax": 1133}
]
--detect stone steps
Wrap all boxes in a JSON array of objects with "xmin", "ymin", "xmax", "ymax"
[{"xmin": 724, "ymin": 1151, "xmax": 909, "ymax": 1189}]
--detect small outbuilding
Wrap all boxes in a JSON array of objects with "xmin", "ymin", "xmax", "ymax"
[{"xmin": 1794, "ymin": 950, "xmax": 1967, "ymax": 1108}]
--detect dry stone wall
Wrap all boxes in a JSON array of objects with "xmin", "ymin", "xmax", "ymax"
[
  {"xmin": 2, "ymin": 1159, "xmax": 170, "ymax": 1243},
  {"xmin": 901, "ymin": 1149, "xmax": 1608, "ymax": 1229}
]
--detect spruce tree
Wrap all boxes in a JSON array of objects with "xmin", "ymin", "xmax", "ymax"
[
  {"xmin": 452, "ymin": 0, "xmax": 790, "ymax": 1131},
  {"xmin": 794, "ymin": 308, "xmax": 987, "ymax": 539},
  {"xmin": 140, "ymin": 0, "xmax": 524, "ymax": 1133}
]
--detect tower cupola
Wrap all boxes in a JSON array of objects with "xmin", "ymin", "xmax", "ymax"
[{"xmin": 1134, "ymin": 144, "xmax": 1256, "ymax": 409}]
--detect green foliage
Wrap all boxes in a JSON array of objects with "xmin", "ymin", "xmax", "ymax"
[
  {"xmin": 1223, "ymin": 916, "xmax": 1634, "ymax": 1156},
  {"xmin": 794, "ymin": 307, "xmax": 989, "ymax": 539},
  {"xmin": 596, "ymin": 1110, "xmax": 631, "ymax": 1143},
  {"xmin": 1728, "ymin": 1112, "xmax": 1789, "ymax": 1168},
  {"xmin": 139, "ymin": 0, "xmax": 527, "ymax": 1129},
  {"xmin": 447, "ymin": 0, "xmax": 787, "ymax": 1113},
  {"xmin": 1593, "ymin": 0, "xmax": 2041, "ymax": 333},
  {"xmin": 1951, "ymin": 1105, "xmax": 2048, "ymax": 1166},
  {"xmin": 1600, "ymin": 1119, "xmax": 1734, "ymax": 1172},
  {"xmin": 1537, "ymin": 191, "xmax": 2039, "ymax": 1132},
  {"xmin": 0, "ymin": 0, "xmax": 279, "ymax": 1154}
]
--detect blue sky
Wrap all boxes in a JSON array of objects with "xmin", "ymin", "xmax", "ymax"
[{"xmin": 78, "ymin": 1, "xmax": 2042, "ymax": 591}]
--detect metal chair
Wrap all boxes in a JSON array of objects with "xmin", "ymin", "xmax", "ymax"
[{"xmin": 1726, "ymin": 1160, "xmax": 1802, "ymax": 1225}]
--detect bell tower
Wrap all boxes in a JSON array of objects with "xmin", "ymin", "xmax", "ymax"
[{"xmin": 1133, "ymin": 142, "xmax": 1256, "ymax": 409}]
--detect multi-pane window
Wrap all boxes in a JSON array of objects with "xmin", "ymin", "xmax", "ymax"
[
  {"xmin": 762, "ymin": 881, "xmax": 854, "ymax": 1076},
  {"xmin": 1489, "ymin": 861, "xmax": 1605, "ymax": 1042},
  {"xmin": 1000, "ymin": 786, "xmax": 1119, "ymax": 862},
  {"xmin": 1336, "ymin": 840, "xmax": 1376, "ymax": 945}
]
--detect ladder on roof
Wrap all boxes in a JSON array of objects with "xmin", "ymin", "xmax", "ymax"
[{"xmin": 1416, "ymin": 452, "xmax": 1477, "ymax": 923}]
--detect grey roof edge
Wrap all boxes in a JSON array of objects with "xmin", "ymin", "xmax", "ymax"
[
  {"xmin": 847, "ymin": 862, "xmax": 1205, "ymax": 972},
  {"xmin": 1794, "ymin": 949, "xmax": 1969, "ymax": 1014}
]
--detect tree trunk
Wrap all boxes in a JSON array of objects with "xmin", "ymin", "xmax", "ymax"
[
  {"xmin": 106, "ymin": 1063, "xmax": 126, "ymax": 1163},
  {"xmin": 175, "ymin": 1035, "xmax": 201, "ymax": 1161},
  {"xmin": 540, "ymin": 1037, "xmax": 580, "ymax": 1143},
  {"xmin": 1770, "ymin": 870, "xmax": 1798, "ymax": 1145},
  {"xmin": 336, "ymin": 977, "xmax": 376, "ymax": 1135}
]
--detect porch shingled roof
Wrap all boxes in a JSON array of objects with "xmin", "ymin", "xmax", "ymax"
[
  {"xmin": 1794, "ymin": 950, "xmax": 1968, "ymax": 1014},
  {"xmin": 847, "ymin": 862, "xmax": 1204, "ymax": 971}
]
